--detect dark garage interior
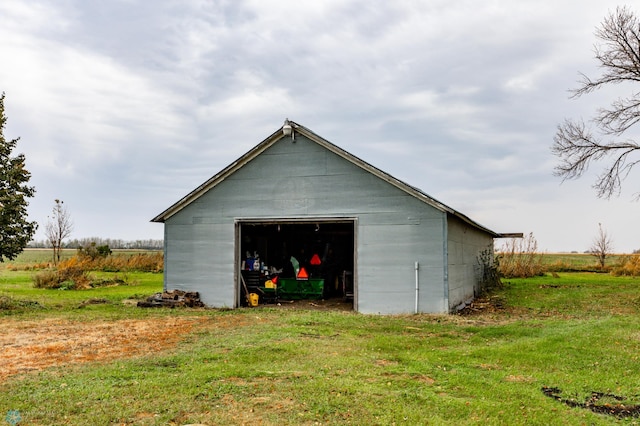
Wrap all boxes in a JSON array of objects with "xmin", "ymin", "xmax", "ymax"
[{"xmin": 238, "ymin": 220, "xmax": 355, "ymax": 307}]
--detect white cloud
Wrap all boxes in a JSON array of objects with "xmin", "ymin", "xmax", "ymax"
[
  {"xmin": 1, "ymin": 0, "xmax": 637, "ymax": 250},
  {"xmin": 1, "ymin": 6, "xmax": 193, "ymax": 175}
]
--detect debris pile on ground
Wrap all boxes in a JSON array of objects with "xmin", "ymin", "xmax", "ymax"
[
  {"xmin": 456, "ymin": 295, "xmax": 505, "ymax": 315},
  {"xmin": 0, "ymin": 296, "xmax": 42, "ymax": 311},
  {"xmin": 78, "ymin": 298, "xmax": 109, "ymax": 308},
  {"xmin": 137, "ymin": 290, "xmax": 204, "ymax": 308},
  {"xmin": 542, "ymin": 386, "xmax": 640, "ymax": 418}
]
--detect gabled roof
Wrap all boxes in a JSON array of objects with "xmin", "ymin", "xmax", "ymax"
[{"xmin": 151, "ymin": 120, "xmax": 504, "ymax": 238}]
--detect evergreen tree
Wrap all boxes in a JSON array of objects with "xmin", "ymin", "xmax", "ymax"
[{"xmin": 0, "ymin": 93, "xmax": 37, "ymax": 260}]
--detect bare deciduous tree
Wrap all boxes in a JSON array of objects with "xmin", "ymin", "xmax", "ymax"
[
  {"xmin": 590, "ymin": 223, "xmax": 613, "ymax": 268},
  {"xmin": 552, "ymin": 6, "xmax": 640, "ymax": 199},
  {"xmin": 45, "ymin": 199, "xmax": 73, "ymax": 265}
]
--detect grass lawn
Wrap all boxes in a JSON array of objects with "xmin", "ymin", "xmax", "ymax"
[{"xmin": 1, "ymin": 260, "xmax": 639, "ymax": 424}]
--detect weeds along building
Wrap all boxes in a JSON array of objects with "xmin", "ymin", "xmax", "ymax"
[{"xmin": 152, "ymin": 120, "xmax": 514, "ymax": 314}]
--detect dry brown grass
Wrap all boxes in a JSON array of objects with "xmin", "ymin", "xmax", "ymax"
[
  {"xmin": 612, "ymin": 254, "xmax": 640, "ymax": 276},
  {"xmin": 0, "ymin": 315, "xmax": 245, "ymax": 383},
  {"xmin": 497, "ymin": 232, "xmax": 545, "ymax": 278}
]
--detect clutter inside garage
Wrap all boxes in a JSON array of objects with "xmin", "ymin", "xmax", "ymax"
[{"xmin": 239, "ymin": 221, "xmax": 354, "ymax": 307}]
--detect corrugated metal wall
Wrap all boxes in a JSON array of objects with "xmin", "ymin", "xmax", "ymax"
[{"xmin": 163, "ymin": 134, "xmax": 484, "ymax": 314}]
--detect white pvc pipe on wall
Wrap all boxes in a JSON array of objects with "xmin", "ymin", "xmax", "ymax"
[{"xmin": 415, "ymin": 261, "xmax": 420, "ymax": 314}]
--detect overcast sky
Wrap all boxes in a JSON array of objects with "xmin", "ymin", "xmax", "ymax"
[{"xmin": 1, "ymin": 0, "xmax": 639, "ymax": 252}]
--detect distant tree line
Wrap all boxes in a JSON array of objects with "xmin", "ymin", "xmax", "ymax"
[{"xmin": 28, "ymin": 237, "xmax": 163, "ymax": 250}]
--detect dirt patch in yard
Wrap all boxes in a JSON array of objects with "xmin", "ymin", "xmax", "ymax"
[
  {"xmin": 260, "ymin": 298, "xmax": 353, "ymax": 311},
  {"xmin": 0, "ymin": 315, "xmax": 237, "ymax": 383},
  {"xmin": 0, "ymin": 298, "xmax": 348, "ymax": 383}
]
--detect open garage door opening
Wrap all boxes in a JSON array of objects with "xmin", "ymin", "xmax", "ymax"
[{"xmin": 236, "ymin": 219, "xmax": 356, "ymax": 310}]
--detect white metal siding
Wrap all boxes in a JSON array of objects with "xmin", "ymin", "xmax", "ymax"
[
  {"xmin": 164, "ymin": 135, "xmax": 470, "ymax": 313},
  {"xmin": 446, "ymin": 215, "xmax": 494, "ymax": 310}
]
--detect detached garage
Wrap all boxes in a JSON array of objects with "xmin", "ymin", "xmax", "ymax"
[{"xmin": 152, "ymin": 120, "xmax": 511, "ymax": 314}]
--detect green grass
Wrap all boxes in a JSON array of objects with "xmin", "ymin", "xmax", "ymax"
[
  {"xmin": 0, "ymin": 269, "xmax": 163, "ymax": 316},
  {"xmin": 0, "ymin": 249, "xmax": 163, "ymax": 316},
  {"xmin": 1, "ymin": 260, "xmax": 640, "ymax": 424},
  {"xmin": 502, "ymin": 272, "xmax": 640, "ymax": 316},
  {"xmin": 6, "ymin": 248, "xmax": 75, "ymax": 265},
  {"xmin": 540, "ymin": 252, "xmax": 626, "ymax": 271}
]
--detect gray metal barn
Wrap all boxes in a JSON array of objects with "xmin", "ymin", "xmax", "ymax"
[{"xmin": 152, "ymin": 120, "xmax": 509, "ymax": 314}]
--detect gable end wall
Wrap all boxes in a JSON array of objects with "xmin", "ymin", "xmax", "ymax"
[{"xmin": 163, "ymin": 135, "xmax": 465, "ymax": 314}]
